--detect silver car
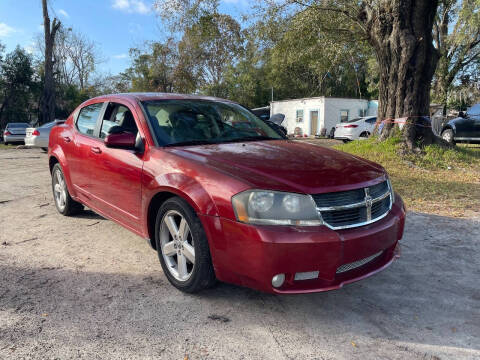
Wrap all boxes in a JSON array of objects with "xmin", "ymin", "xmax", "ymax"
[
  {"xmin": 25, "ymin": 121, "xmax": 62, "ymax": 150},
  {"xmin": 3, "ymin": 123, "xmax": 30, "ymax": 144}
]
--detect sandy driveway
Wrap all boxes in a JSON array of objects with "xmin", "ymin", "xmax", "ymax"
[{"xmin": 0, "ymin": 148, "xmax": 479, "ymax": 359}]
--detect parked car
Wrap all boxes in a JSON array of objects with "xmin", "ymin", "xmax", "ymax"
[
  {"xmin": 25, "ymin": 120, "xmax": 64, "ymax": 150},
  {"xmin": 266, "ymin": 113, "xmax": 287, "ymax": 136},
  {"xmin": 49, "ymin": 93, "xmax": 405, "ymax": 294},
  {"xmin": 334, "ymin": 116, "xmax": 377, "ymax": 142},
  {"xmin": 441, "ymin": 104, "xmax": 480, "ymax": 144},
  {"xmin": 3, "ymin": 122, "xmax": 29, "ymax": 144}
]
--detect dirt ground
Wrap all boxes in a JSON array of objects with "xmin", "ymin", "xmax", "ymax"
[{"xmin": 0, "ymin": 147, "xmax": 479, "ymax": 360}]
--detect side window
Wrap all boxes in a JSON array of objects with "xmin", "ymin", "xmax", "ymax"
[
  {"xmin": 296, "ymin": 110, "xmax": 304, "ymax": 123},
  {"xmin": 340, "ymin": 110, "xmax": 349, "ymax": 122},
  {"xmin": 366, "ymin": 117, "xmax": 377, "ymax": 124},
  {"xmin": 76, "ymin": 103, "xmax": 104, "ymax": 136},
  {"xmin": 359, "ymin": 109, "xmax": 368, "ymax": 117},
  {"xmin": 100, "ymin": 103, "xmax": 138, "ymax": 139}
]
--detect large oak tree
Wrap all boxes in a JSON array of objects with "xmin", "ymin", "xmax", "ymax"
[{"xmin": 266, "ymin": 0, "xmax": 445, "ymax": 149}]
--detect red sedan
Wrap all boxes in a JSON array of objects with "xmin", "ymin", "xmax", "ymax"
[{"xmin": 48, "ymin": 93, "xmax": 405, "ymax": 294}]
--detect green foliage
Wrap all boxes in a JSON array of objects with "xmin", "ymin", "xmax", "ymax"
[
  {"xmin": 432, "ymin": 0, "xmax": 480, "ymax": 108},
  {"xmin": 126, "ymin": 40, "xmax": 179, "ymax": 93},
  {"xmin": 264, "ymin": 7, "xmax": 374, "ymax": 100},
  {"xmin": 179, "ymin": 13, "xmax": 244, "ymax": 97},
  {"xmin": 336, "ymin": 135, "xmax": 480, "ymax": 170},
  {"xmin": 0, "ymin": 46, "xmax": 35, "ymax": 127}
]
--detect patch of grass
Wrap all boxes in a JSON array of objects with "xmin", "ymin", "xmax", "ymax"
[{"xmin": 335, "ymin": 136, "xmax": 480, "ymax": 217}]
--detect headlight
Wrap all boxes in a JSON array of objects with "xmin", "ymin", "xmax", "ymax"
[{"xmin": 232, "ymin": 190, "xmax": 323, "ymax": 226}]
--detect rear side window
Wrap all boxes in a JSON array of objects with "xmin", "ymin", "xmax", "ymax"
[
  {"xmin": 366, "ymin": 117, "xmax": 377, "ymax": 124},
  {"xmin": 76, "ymin": 103, "xmax": 103, "ymax": 136}
]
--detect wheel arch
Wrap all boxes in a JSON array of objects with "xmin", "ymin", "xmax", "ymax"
[
  {"xmin": 48, "ymin": 146, "xmax": 76, "ymax": 198},
  {"xmin": 441, "ymin": 124, "xmax": 455, "ymax": 134},
  {"xmin": 146, "ymin": 191, "xmax": 177, "ymax": 249},
  {"xmin": 145, "ymin": 189, "xmax": 208, "ymax": 250}
]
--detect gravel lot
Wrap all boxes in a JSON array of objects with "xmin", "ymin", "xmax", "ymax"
[{"xmin": 0, "ymin": 148, "xmax": 479, "ymax": 360}]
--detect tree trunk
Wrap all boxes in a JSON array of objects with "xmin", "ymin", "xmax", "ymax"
[
  {"xmin": 40, "ymin": 0, "xmax": 60, "ymax": 124},
  {"xmin": 362, "ymin": 0, "xmax": 447, "ymax": 149}
]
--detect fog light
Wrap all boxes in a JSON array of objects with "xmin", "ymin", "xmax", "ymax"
[
  {"xmin": 294, "ymin": 271, "xmax": 319, "ymax": 281},
  {"xmin": 271, "ymin": 274, "xmax": 285, "ymax": 288}
]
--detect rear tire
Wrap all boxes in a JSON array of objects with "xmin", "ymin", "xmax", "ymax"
[
  {"xmin": 155, "ymin": 197, "xmax": 216, "ymax": 293},
  {"xmin": 342, "ymin": 139, "xmax": 350, "ymax": 143},
  {"xmin": 359, "ymin": 131, "xmax": 370, "ymax": 138},
  {"xmin": 51, "ymin": 163, "xmax": 84, "ymax": 216}
]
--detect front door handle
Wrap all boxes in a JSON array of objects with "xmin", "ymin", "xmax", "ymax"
[{"xmin": 91, "ymin": 146, "xmax": 102, "ymax": 154}]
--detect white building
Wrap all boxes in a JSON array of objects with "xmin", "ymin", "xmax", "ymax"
[{"xmin": 270, "ymin": 97, "xmax": 378, "ymax": 136}]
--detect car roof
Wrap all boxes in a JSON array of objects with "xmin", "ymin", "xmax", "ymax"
[{"xmin": 88, "ymin": 92, "xmax": 237, "ymax": 104}]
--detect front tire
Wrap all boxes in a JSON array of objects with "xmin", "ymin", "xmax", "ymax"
[
  {"xmin": 51, "ymin": 163, "xmax": 83, "ymax": 216},
  {"xmin": 442, "ymin": 129, "xmax": 455, "ymax": 145},
  {"xmin": 155, "ymin": 197, "xmax": 216, "ymax": 293}
]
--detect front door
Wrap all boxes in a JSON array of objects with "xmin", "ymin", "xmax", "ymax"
[{"xmin": 310, "ymin": 111, "xmax": 319, "ymax": 136}]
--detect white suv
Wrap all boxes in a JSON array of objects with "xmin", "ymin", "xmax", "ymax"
[{"xmin": 334, "ymin": 116, "xmax": 377, "ymax": 142}]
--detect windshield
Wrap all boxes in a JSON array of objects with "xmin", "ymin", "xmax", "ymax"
[
  {"xmin": 7, "ymin": 123, "xmax": 29, "ymax": 128},
  {"xmin": 143, "ymin": 100, "xmax": 285, "ymax": 146}
]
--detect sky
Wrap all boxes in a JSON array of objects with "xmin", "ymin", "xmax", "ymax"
[{"xmin": 0, "ymin": 0, "xmax": 248, "ymax": 75}]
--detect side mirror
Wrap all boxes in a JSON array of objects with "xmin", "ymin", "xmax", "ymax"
[{"xmin": 105, "ymin": 132, "xmax": 136, "ymax": 150}]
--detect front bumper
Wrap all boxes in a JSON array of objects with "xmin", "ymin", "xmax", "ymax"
[{"xmin": 201, "ymin": 194, "xmax": 406, "ymax": 294}]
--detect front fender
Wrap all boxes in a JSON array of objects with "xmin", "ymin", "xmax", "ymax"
[{"xmin": 142, "ymin": 172, "xmax": 219, "ymax": 218}]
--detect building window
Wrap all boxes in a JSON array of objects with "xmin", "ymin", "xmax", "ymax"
[
  {"xmin": 359, "ymin": 109, "xmax": 367, "ymax": 117},
  {"xmin": 340, "ymin": 110, "xmax": 349, "ymax": 122},
  {"xmin": 296, "ymin": 109, "xmax": 304, "ymax": 123}
]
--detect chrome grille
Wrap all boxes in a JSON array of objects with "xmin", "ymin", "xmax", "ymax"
[
  {"xmin": 336, "ymin": 251, "xmax": 383, "ymax": 274},
  {"xmin": 312, "ymin": 180, "xmax": 392, "ymax": 230}
]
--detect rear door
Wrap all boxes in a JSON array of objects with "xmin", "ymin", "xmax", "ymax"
[
  {"xmin": 69, "ymin": 102, "xmax": 106, "ymax": 201},
  {"xmin": 87, "ymin": 101, "xmax": 144, "ymax": 232}
]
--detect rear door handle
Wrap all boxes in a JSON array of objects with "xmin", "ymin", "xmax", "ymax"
[
  {"xmin": 63, "ymin": 136, "xmax": 71, "ymax": 143},
  {"xmin": 91, "ymin": 146, "xmax": 102, "ymax": 154}
]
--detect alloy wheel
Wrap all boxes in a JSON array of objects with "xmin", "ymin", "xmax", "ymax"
[
  {"xmin": 160, "ymin": 210, "xmax": 195, "ymax": 281},
  {"xmin": 53, "ymin": 169, "xmax": 67, "ymax": 211},
  {"xmin": 442, "ymin": 131, "xmax": 452, "ymax": 142}
]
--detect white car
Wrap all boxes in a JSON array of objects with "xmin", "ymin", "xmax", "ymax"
[
  {"xmin": 3, "ymin": 122, "xmax": 29, "ymax": 144},
  {"xmin": 25, "ymin": 121, "xmax": 61, "ymax": 150},
  {"xmin": 334, "ymin": 116, "xmax": 377, "ymax": 142}
]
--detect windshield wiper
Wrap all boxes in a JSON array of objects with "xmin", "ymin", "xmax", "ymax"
[{"xmin": 163, "ymin": 140, "xmax": 217, "ymax": 147}]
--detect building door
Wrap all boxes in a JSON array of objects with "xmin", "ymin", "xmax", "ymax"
[{"xmin": 310, "ymin": 111, "xmax": 319, "ymax": 135}]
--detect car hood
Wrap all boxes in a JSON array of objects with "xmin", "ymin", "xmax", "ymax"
[{"xmin": 167, "ymin": 140, "xmax": 387, "ymax": 194}]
